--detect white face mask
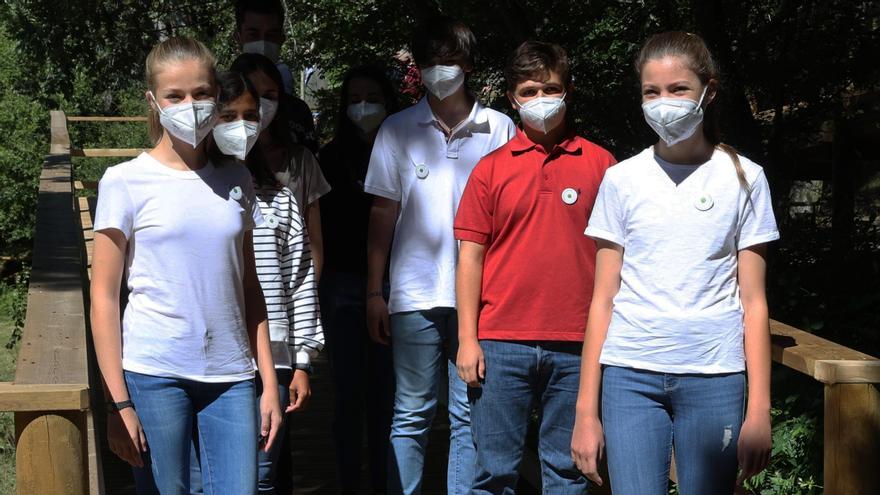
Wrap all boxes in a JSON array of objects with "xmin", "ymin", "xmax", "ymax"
[
  {"xmin": 420, "ymin": 64, "xmax": 465, "ymax": 100},
  {"xmin": 347, "ymin": 101, "xmax": 387, "ymax": 133},
  {"xmin": 642, "ymin": 86, "xmax": 708, "ymax": 146},
  {"xmin": 259, "ymin": 98, "xmax": 278, "ymax": 131},
  {"xmin": 149, "ymin": 92, "xmax": 217, "ymax": 147},
  {"xmin": 242, "ymin": 40, "xmax": 281, "ymax": 63},
  {"xmin": 515, "ymin": 93, "xmax": 567, "ymax": 134},
  {"xmin": 212, "ymin": 120, "xmax": 260, "ymax": 160}
]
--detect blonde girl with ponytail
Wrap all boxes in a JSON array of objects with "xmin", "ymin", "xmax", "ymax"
[
  {"xmin": 90, "ymin": 37, "xmax": 282, "ymax": 493},
  {"xmin": 571, "ymin": 31, "xmax": 779, "ymax": 494}
]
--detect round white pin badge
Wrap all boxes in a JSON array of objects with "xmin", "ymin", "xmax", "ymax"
[
  {"xmin": 694, "ymin": 193, "xmax": 714, "ymax": 211},
  {"xmin": 265, "ymin": 214, "xmax": 279, "ymax": 229},
  {"xmin": 562, "ymin": 187, "xmax": 578, "ymax": 205},
  {"xmin": 415, "ymin": 164, "xmax": 429, "ymax": 179},
  {"xmin": 229, "ymin": 185, "xmax": 243, "ymax": 201}
]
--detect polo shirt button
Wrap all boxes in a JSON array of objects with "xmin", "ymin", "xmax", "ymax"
[
  {"xmin": 544, "ymin": 174, "xmax": 549, "ymax": 180},
  {"xmin": 561, "ymin": 187, "xmax": 578, "ymax": 205},
  {"xmin": 229, "ymin": 186, "xmax": 243, "ymax": 200},
  {"xmin": 694, "ymin": 192, "xmax": 714, "ymax": 211},
  {"xmin": 415, "ymin": 164, "xmax": 429, "ymax": 179},
  {"xmin": 265, "ymin": 214, "xmax": 279, "ymax": 229}
]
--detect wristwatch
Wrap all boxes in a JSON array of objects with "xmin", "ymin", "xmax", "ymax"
[{"xmin": 107, "ymin": 399, "xmax": 135, "ymax": 413}]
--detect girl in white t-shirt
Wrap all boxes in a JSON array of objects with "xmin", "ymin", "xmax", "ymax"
[
  {"xmin": 90, "ymin": 37, "xmax": 282, "ymax": 494},
  {"xmin": 571, "ymin": 32, "xmax": 779, "ymax": 495}
]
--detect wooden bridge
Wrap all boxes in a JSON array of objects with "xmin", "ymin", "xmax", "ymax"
[{"xmin": 0, "ymin": 111, "xmax": 878, "ymax": 494}]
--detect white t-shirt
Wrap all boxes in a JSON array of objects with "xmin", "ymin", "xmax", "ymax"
[
  {"xmin": 275, "ymin": 145, "xmax": 331, "ymax": 210},
  {"xmin": 252, "ymin": 181, "xmax": 324, "ymax": 369},
  {"xmin": 365, "ymin": 97, "xmax": 516, "ymax": 313},
  {"xmin": 585, "ymin": 147, "xmax": 780, "ymax": 374},
  {"xmin": 93, "ymin": 153, "xmax": 263, "ymax": 382}
]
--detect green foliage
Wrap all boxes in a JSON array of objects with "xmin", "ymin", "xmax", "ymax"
[
  {"xmin": 745, "ymin": 370, "xmax": 823, "ymax": 494},
  {"xmin": 1, "ymin": 282, "xmax": 23, "ymax": 494},
  {"xmin": 0, "ymin": 22, "xmax": 47, "ymax": 256}
]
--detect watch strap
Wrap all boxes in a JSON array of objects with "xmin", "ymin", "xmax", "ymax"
[{"xmin": 107, "ymin": 399, "xmax": 135, "ymax": 413}]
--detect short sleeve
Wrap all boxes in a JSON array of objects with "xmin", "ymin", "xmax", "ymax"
[
  {"xmin": 584, "ymin": 173, "xmax": 625, "ymax": 247},
  {"xmin": 737, "ymin": 170, "xmax": 780, "ymax": 250},
  {"xmin": 300, "ymin": 148, "xmax": 331, "ymax": 205},
  {"xmin": 242, "ymin": 175, "xmax": 264, "ymax": 230},
  {"xmin": 94, "ymin": 166, "xmax": 134, "ymax": 239},
  {"xmin": 364, "ymin": 124, "xmax": 402, "ymax": 201},
  {"xmin": 454, "ymin": 158, "xmax": 493, "ymax": 245}
]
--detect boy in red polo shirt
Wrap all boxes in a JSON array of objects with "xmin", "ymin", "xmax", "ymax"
[{"xmin": 454, "ymin": 41, "xmax": 616, "ymax": 493}]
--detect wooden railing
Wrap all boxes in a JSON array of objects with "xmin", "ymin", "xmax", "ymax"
[
  {"xmin": 0, "ymin": 110, "xmax": 102, "ymax": 494},
  {"xmin": 1, "ymin": 110, "xmax": 879, "ymax": 494}
]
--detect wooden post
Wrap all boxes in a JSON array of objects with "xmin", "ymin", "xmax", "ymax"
[
  {"xmin": 15, "ymin": 412, "xmax": 88, "ymax": 495},
  {"xmin": 823, "ymin": 383, "xmax": 880, "ymax": 494}
]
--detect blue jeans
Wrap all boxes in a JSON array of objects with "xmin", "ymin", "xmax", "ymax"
[
  {"xmin": 320, "ymin": 271, "xmax": 394, "ymax": 493},
  {"xmin": 124, "ymin": 371, "xmax": 258, "ymax": 495},
  {"xmin": 190, "ymin": 369, "xmax": 293, "ymax": 494},
  {"xmin": 469, "ymin": 340, "xmax": 587, "ymax": 494},
  {"xmin": 601, "ymin": 366, "xmax": 745, "ymax": 495},
  {"xmin": 388, "ymin": 308, "xmax": 474, "ymax": 495}
]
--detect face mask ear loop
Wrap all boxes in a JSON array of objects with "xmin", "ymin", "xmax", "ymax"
[
  {"xmin": 695, "ymin": 85, "xmax": 709, "ymax": 111},
  {"xmin": 147, "ymin": 91, "xmax": 165, "ymax": 115}
]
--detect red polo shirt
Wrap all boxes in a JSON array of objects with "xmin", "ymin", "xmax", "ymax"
[{"xmin": 454, "ymin": 129, "xmax": 616, "ymax": 342}]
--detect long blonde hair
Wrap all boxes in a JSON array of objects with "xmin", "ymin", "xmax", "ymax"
[
  {"xmin": 145, "ymin": 37, "xmax": 217, "ymax": 144},
  {"xmin": 636, "ymin": 31, "xmax": 748, "ymax": 189}
]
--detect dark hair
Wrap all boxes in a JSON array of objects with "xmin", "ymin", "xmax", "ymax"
[
  {"xmin": 504, "ymin": 41, "xmax": 571, "ymax": 91},
  {"xmin": 230, "ymin": 53, "xmax": 295, "ymax": 152},
  {"xmin": 411, "ymin": 16, "xmax": 477, "ymax": 67},
  {"xmin": 209, "ymin": 70, "xmax": 274, "ymax": 184},
  {"xmin": 234, "ymin": 0, "xmax": 285, "ymax": 30},
  {"xmin": 636, "ymin": 31, "xmax": 747, "ymax": 187},
  {"xmin": 334, "ymin": 65, "xmax": 399, "ymax": 144}
]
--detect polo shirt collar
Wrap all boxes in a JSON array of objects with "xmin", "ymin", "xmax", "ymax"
[
  {"xmin": 415, "ymin": 96, "xmax": 490, "ymax": 129},
  {"xmin": 509, "ymin": 127, "xmax": 582, "ymax": 155}
]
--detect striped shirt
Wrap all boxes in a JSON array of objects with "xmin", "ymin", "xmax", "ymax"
[{"xmin": 253, "ymin": 181, "xmax": 324, "ymax": 369}]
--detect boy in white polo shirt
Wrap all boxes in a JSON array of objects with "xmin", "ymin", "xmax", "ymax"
[{"xmin": 364, "ymin": 15, "xmax": 515, "ymax": 495}]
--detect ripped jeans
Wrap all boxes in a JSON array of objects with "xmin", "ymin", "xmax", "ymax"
[{"xmin": 601, "ymin": 366, "xmax": 745, "ymax": 495}]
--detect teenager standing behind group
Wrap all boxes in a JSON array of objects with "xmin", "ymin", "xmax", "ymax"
[
  {"xmin": 90, "ymin": 37, "xmax": 283, "ymax": 494},
  {"xmin": 319, "ymin": 65, "xmax": 399, "ymax": 495},
  {"xmin": 365, "ymin": 16, "xmax": 516, "ymax": 495},
  {"xmin": 571, "ymin": 31, "xmax": 777, "ymax": 494}
]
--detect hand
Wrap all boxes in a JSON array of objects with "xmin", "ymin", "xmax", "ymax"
[
  {"xmin": 107, "ymin": 407, "xmax": 148, "ymax": 467},
  {"xmin": 571, "ymin": 415, "xmax": 605, "ymax": 487},
  {"xmin": 286, "ymin": 369, "xmax": 311, "ymax": 413},
  {"xmin": 456, "ymin": 338, "xmax": 485, "ymax": 387},
  {"xmin": 737, "ymin": 412, "xmax": 771, "ymax": 486},
  {"xmin": 366, "ymin": 296, "xmax": 391, "ymax": 345},
  {"xmin": 259, "ymin": 388, "xmax": 284, "ymax": 453}
]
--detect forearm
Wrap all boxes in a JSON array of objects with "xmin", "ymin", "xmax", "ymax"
[
  {"xmin": 743, "ymin": 301, "xmax": 771, "ymax": 416},
  {"xmin": 91, "ymin": 296, "xmax": 129, "ymax": 402},
  {"xmin": 456, "ymin": 242, "xmax": 484, "ymax": 344},
  {"xmin": 252, "ymin": 319, "xmax": 279, "ymax": 390},
  {"xmin": 576, "ymin": 303, "xmax": 612, "ymax": 419},
  {"xmin": 366, "ymin": 198, "xmax": 397, "ymax": 293},
  {"xmin": 306, "ymin": 204, "xmax": 323, "ymax": 281},
  {"xmin": 575, "ymin": 242, "xmax": 622, "ymax": 419},
  {"xmin": 738, "ymin": 245, "xmax": 772, "ymax": 418}
]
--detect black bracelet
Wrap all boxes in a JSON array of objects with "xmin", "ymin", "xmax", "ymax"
[
  {"xmin": 366, "ymin": 290, "xmax": 383, "ymax": 299},
  {"xmin": 107, "ymin": 399, "xmax": 135, "ymax": 413}
]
